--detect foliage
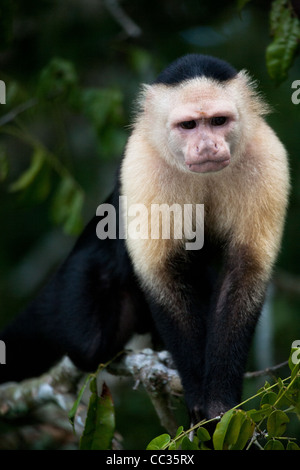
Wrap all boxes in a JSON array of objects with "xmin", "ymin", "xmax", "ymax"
[
  {"xmin": 237, "ymin": 0, "xmax": 300, "ymax": 84},
  {"xmin": 79, "ymin": 379, "xmax": 115, "ymax": 451},
  {"xmin": 146, "ymin": 347, "xmax": 300, "ymax": 451},
  {"xmin": 266, "ymin": 0, "xmax": 300, "ymax": 84},
  {"xmin": 68, "ymin": 353, "xmax": 124, "ymax": 450},
  {"xmin": 66, "ymin": 347, "xmax": 300, "ymax": 450},
  {"xmin": 0, "ymin": 57, "xmax": 125, "ymax": 235}
]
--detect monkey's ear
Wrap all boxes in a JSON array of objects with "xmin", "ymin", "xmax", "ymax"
[
  {"xmin": 136, "ymin": 84, "xmax": 157, "ymax": 113},
  {"xmin": 137, "ymin": 84, "xmax": 172, "ymax": 122},
  {"xmin": 236, "ymin": 69, "xmax": 260, "ymax": 94},
  {"xmin": 235, "ymin": 70, "xmax": 270, "ymax": 116}
]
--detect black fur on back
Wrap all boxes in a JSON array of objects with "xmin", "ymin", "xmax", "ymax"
[{"xmin": 154, "ymin": 54, "xmax": 237, "ymax": 86}]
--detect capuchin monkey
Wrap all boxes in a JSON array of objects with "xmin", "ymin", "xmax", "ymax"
[{"xmin": 0, "ymin": 54, "xmax": 289, "ymax": 423}]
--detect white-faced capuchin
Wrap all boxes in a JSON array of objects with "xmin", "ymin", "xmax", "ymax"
[{"xmin": 0, "ymin": 54, "xmax": 289, "ymax": 423}]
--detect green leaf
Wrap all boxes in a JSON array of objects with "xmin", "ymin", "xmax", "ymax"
[
  {"xmin": 261, "ymin": 403, "xmax": 274, "ymax": 415},
  {"xmin": 212, "ymin": 410, "xmax": 255, "ymax": 450},
  {"xmin": 175, "ymin": 426, "xmax": 184, "ymax": 438},
  {"xmin": 266, "ymin": 2, "xmax": 300, "ymax": 84},
  {"xmin": 51, "ymin": 176, "xmax": 84, "ymax": 235},
  {"xmin": 63, "ymin": 189, "xmax": 84, "ymax": 235},
  {"xmin": 146, "ymin": 434, "xmax": 171, "ymax": 450},
  {"xmin": 30, "ymin": 163, "xmax": 52, "ymax": 202},
  {"xmin": 197, "ymin": 426, "xmax": 211, "ymax": 442},
  {"xmin": 257, "ymin": 381, "xmax": 271, "ymax": 394},
  {"xmin": 9, "ymin": 147, "xmax": 45, "ymax": 192},
  {"xmin": 219, "ymin": 410, "xmax": 255, "ymax": 450},
  {"xmin": 292, "ymin": 377, "xmax": 300, "ymax": 414},
  {"xmin": 80, "ymin": 381, "xmax": 115, "ymax": 450},
  {"xmin": 199, "ymin": 442, "xmax": 211, "ymax": 450},
  {"xmin": 231, "ymin": 415, "xmax": 255, "ymax": 450},
  {"xmin": 247, "ymin": 408, "xmax": 264, "ymax": 423},
  {"xmin": 181, "ymin": 436, "xmax": 199, "ymax": 450},
  {"xmin": 168, "ymin": 441, "xmax": 177, "ymax": 450},
  {"xmin": 79, "ymin": 88, "xmax": 123, "ymax": 133},
  {"xmin": 269, "ymin": 0, "xmax": 287, "ymax": 33},
  {"xmin": 51, "ymin": 177, "xmax": 74, "ymax": 224},
  {"xmin": 267, "ymin": 410, "xmax": 289, "ymax": 438},
  {"xmin": 224, "ymin": 410, "xmax": 246, "ymax": 448},
  {"xmin": 169, "ymin": 426, "xmax": 185, "ymax": 449},
  {"xmin": 260, "ymin": 391, "xmax": 278, "ymax": 407},
  {"xmin": 97, "ymin": 127, "xmax": 127, "ymax": 159},
  {"xmin": 286, "ymin": 441, "xmax": 300, "ymax": 450},
  {"xmin": 89, "ymin": 376, "xmax": 97, "ymax": 394},
  {"xmin": 264, "ymin": 439, "xmax": 285, "ymax": 450},
  {"xmin": 249, "ymin": 402, "xmax": 274, "ymax": 423},
  {"xmin": 277, "ymin": 377, "xmax": 285, "ymax": 389},
  {"xmin": 5, "ymin": 80, "xmax": 28, "ymax": 107},
  {"xmin": 68, "ymin": 374, "xmax": 92, "ymax": 431},
  {"xmin": 0, "ymin": 146, "xmax": 8, "ymax": 182},
  {"xmin": 128, "ymin": 48, "xmax": 153, "ymax": 77},
  {"xmin": 38, "ymin": 58, "xmax": 78, "ymax": 102},
  {"xmin": 212, "ymin": 409, "xmax": 235, "ymax": 450}
]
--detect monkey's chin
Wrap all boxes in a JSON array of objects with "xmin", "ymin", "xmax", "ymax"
[{"xmin": 186, "ymin": 158, "xmax": 230, "ymax": 173}]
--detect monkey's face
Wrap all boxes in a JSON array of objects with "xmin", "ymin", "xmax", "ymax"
[
  {"xmin": 168, "ymin": 111, "xmax": 236, "ymax": 174},
  {"xmin": 166, "ymin": 81, "xmax": 240, "ymax": 174},
  {"xmin": 141, "ymin": 78, "xmax": 242, "ymax": 174}
]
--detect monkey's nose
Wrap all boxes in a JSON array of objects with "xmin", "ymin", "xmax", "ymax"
[{"xmin": 196, "ymin": 139, "xmax": 219, "ymax": 154}]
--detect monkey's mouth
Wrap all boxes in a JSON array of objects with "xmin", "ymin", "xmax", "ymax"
[{"xmin": 186, "ymin": 158, "xmax": 230, "ymax": 173}]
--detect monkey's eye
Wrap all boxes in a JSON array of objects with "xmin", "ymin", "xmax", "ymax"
[
  {"xmin": 179, "ymin": 120, "xmax": 197, "ymax": 130},
  {"xmin": 210, "ymin": 116, "xmax": 227, "ymax": 126}
]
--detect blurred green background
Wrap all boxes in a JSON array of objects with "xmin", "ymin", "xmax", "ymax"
[{"xmin": 0, "ymin": 0, "xmax": 300, "ymax": 450}]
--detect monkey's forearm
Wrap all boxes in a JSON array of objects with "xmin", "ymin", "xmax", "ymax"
[{"xmin": 202, "ymin": 250, "xmax": 268, "ymax": 419}]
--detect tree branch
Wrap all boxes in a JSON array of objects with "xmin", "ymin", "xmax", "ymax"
[
  {"xmin": 0, "ymin": 357, "xmax": 84, "ymax": 419},
  {"xmin": 103, "ymin": 0, "xmax": 142, "ymax": 38},
  {"xmin": 244, "ymin": 360, "xmax": 288, "ymax": 379},
  {"xmin": 108, "ymin": 349, "xmax": 182, "ymax": 434},
  {"xmin": 273, "ymin": 269, "xmax": 300, "ymax": 297},
  {"xmin": 0, "ymin": 348, "xmax": 290, "ymax": 434},
  {"xmin": 0, "ymin": 98, "xmax": 38, "ymax": 127}
]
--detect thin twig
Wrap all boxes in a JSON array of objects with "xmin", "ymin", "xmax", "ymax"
[
  {"xmin": 0, "ymin": 98, "xmax": 38, "ymax": 127},
  {"xmin": 104, "ymin": 0, "xmax": 142, "ymax": 37},
  {"xmin": 244, "ymin": 360, "xmax": 288, "ymax": 379},
  {"xmin": 273, "ymin": 269, "xmax": 300, "ymax": 296}
]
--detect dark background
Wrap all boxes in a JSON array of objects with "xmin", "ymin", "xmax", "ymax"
[{"xmin": 0, "ymin": 0, "xmax": 299, "ymax": 450}]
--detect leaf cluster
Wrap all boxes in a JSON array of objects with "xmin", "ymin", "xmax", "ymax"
[
  {"xmin": 67, "ymin": 348, "xmax": 300, "ymax": 450},
  {"xmin": 0, "ymin": 57, "xmax": 125, "ymax": 235},
  {"xmin": 79, "ymin": 379, "xmax": 115, "ymax": 451},
  {"xmin": 147, "ymin": 347, "xmax": 300, "ymax": 451},
  {"xmin": 266, "ymin": 0, "xmax": 300, "ymax": 84},
  {"xmin": 68, "ymin": 353, "xmax": 124, "ymax": 450}
]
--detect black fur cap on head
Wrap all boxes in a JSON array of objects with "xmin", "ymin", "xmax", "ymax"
[{"xmin": 154, "ymin": 54, "xmax": 238, "ymax": 86}]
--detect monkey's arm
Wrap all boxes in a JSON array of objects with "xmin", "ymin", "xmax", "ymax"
[
  {"xmin": 139, "ymin": 238, "xmax": 277, "ymax": 422},
  {"xmin": 202, "ymin": 246, "xmax": 268, "ymax": 419}
]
